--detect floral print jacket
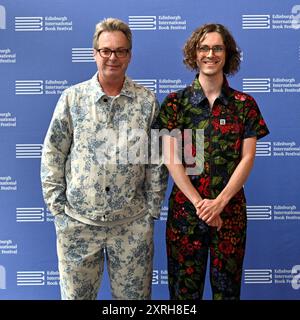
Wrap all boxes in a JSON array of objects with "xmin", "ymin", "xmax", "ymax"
[{"xmin": 41, "ymin": 73, "xmax": 168, "ymax": 224}]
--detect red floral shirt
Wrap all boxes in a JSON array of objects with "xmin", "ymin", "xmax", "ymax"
[{"xmin": 154, "ymin": 75, "xmax": 270, "ymax": 203}]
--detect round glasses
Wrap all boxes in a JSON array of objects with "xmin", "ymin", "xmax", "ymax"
[
  {"xmin": 197, "ymin": 45, "xmax": 225, "ymax": 55},
  {"xmin": 97, "ymin": 48, "xmax": 130, "ymax": 58}
]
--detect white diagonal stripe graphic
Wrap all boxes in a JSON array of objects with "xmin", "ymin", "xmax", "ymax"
[
  {"xmin": 128, "ymin": 16, "xmax": 156, "ymax": 30},
  {"xmin": 242, "ymin": 15, "xmax": 270, "ymax": 29},
  {"xmin": 244, "ymin": 269, "xmax": 273, "ymax": 283},
  {"xmin": 247, "ymin": 206, "xmax": 272, "ymax": 220},
  {"xmin": 133, "ymin": 79, "xmax": 157, "ymax": 92},
  {"xmin": 72, "ymin": 48, "xmax": 94, "ymax": 63},
  {"xmin": 16, "ymin": 144, "xmax": 43, "ymax": 158},
  {"xmin": 17, "ymin": 271, "xmax": 45, "ymax": 286},
  {"xmin": 242, "ymin": 78, "xmax": 271, "ymax": 92},
  {"xmin": 16, "ymin": 208, "xmax": 45, "ymax": 222},
  {"xmin": 15, "ymin": 80, "xmax": 44, "ymax": 95},
  {"xmin": 256, "ymin": 141, "xmax": 272, "ymax": 156},
  {"xmin": 15, "ymin": 17, "xmax": 43, "ymax": 31}
]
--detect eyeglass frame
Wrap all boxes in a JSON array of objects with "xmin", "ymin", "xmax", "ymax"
[
  {"xmin": 196, "ymin": 45, "xmax": 225, "ymax": 54},
  {"xmin": 96, "ymin": 47, "xmax": 131, "ymax": 58}
]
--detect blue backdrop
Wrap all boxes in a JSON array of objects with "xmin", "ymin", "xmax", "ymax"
[{"xmin": 0, "ymin": 0, "xmax": 300, "ymax": 300}]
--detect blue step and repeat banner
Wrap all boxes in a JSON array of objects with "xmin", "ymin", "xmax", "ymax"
[{"xmin": 0, "ymin": 0, "xmax": 300, "ymax": 300}]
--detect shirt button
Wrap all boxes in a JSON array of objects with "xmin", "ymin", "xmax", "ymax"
[
  {"xmin": 101, "ymin": 215, "xmax": 106, "ymax": 222},
  {"xmin": 105, "ymin": 186, "xmax": 110, "ymax": 192}
]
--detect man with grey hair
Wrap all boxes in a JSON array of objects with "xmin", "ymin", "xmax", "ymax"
[{"xmin": 41, "ymin": 17, "xmax": 167, "ymax": 300}]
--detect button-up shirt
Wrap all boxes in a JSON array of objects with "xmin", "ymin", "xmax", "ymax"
[
  {"xmin": 154, "ymin": 75, "xmax": 269, "ymax": 204},
  {"xmin": 41, "ymin": 73, "xmax": 168, "ymax": 225}
]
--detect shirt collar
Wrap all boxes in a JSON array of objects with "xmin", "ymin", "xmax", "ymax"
[
  {"xmin": 191, "ymin": 74, "xmax": 230, "ymax": 106},
  {"xmin": 91, "ymin": 72, "xmax": 135, "ymax": 103}
]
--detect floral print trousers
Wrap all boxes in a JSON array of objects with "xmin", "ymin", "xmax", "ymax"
[
  {"xmin": 54, "ymin": 213, "xmax": 154, "ymax": 300},
  {"xmin": 166, "ymin": 199, "xmax": 247, "ymax": 300}
]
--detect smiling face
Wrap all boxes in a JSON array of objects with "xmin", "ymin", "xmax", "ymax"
[
  {"xmin": 196, "ymin": 32, "xmax": 226, "ymax": 78},
  {"xmin": 94, "ymin": 31, "xmax": 131, "ymax": 83}
]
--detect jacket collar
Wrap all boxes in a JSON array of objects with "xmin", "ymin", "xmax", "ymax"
[{"xmin": 91, "ymin": 72, "xmax": 135, "ymax": 103}]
